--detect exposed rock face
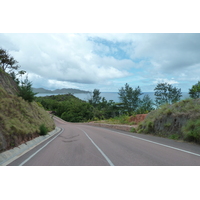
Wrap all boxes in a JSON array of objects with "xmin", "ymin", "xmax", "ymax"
[
  {"xmin": 137, "ymin": 99, "xmax": 200, "ymax": 140},
  {"xmin": 0, "ymin": 71, "xmax": 19, "ymax": 95}
]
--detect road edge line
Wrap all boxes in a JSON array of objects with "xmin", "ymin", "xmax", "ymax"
[
  {"xmin": 108, "ymin": 129, "xmax": 200, "ymax": 157},
  {"xmin": 18, "ymin": 128, "xmax": 64, "ymax": 166},
  {"xmin": 0, "ymin": 127, "xmax": 62, "ymax": 166}
]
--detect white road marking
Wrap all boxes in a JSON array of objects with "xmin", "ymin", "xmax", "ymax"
[
  {"xmin": 106, "ymin": 129, "xmax": 200, "ymax": 157},
  {"xmin": 19, "ymin": 128, "xmax": 64, "ymax": 166},
  {"xmin": 78, "ymin": 128, "xmax": 114, "ymax": 166}
]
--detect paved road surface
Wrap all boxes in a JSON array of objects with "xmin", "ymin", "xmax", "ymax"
[{"xmin": 8, "ymin": 117, "xmax": 200, "ymax": 166}]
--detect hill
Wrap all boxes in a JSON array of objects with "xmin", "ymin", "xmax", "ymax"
[
  {"xmin": 35, "ymin": 94, "xmax": 93, "ymax": 122},
  {"xmin": 0, "ymin": 71, "xmax": 55, "ymax": 152},
  {"xmin": 32, "ymin": 87, "xmax": 90, "ymax": 94},
  {"xmin": 137, "ymin": 99, "xmax": 200, "ymax": 143}
]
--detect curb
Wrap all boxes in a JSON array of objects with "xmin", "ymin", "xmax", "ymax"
[
  {"xmin": 0, "ymin": 126, "xmax": 62, "ymax": 166},
  {"xmin": 85, "ymin": 123, "xmax": 138, "ymax": 132}
]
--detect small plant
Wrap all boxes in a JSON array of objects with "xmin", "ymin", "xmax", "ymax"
[
  {"xmin": 130, "ymin": 127, "xmax": 136, "ymax": 132},
  {"xmin": 164, "ymin": 122, "xmax": 171, "ymax": 127},
  {"xmin": 168, "ymin": 134, "xmax": 180, "ymax": 140},
  {"xmin": 39, "ymin": 124, "xmax": 48, "ymax": 135}
]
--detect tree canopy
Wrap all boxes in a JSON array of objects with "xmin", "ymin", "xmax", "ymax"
[
  {"xmin": 118, "ymin": 83, "xmax": 143, "ymax": 115},
  {"xmin": 154, "ymin": 82, "xmax": 182, "ymax": 106},
  {"xmin": 189, "ymin": 81, "xmax": 200, "ymax": 99},
  {"xmin": 0, "ymin": 48, "xmax": 20, "ymax": 72}
]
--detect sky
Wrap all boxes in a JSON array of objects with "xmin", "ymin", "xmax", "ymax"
[
  {"xmin": 1, "ymin": 1, "xmax": 200, "ymax": 93},
  {"xmin": 1, "ymin": 0, "xmax": 200, "ymax": 197},
  {"xmin": 1, "ymin": 33, "xmax": 200, "ymax": 92}
]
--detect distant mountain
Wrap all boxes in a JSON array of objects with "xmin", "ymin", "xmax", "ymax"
[
  {"xmin": 32, "ymin": 87, "xmax": 90, "ymax": 94},
  {"xmin": 33, "ymin": 88, "xmax": 52, "ymax": 93}
]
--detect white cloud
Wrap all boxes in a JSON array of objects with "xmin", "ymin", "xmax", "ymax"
[
  {"xmin": 1, "ymin": 33, "xmax": 200, "ymax": 92},
  {"xmin": 0, "ymin": 33, "xmax": 132, "ymax": 85},
  {"xmin": 153, "ymin": 78, "xmax": 179, "ymax": 85}
]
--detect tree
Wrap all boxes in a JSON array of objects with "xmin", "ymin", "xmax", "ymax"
[
  {"xmin": 18, "ymin": 76, "xmax": 37, "ymax": 102},
  {"xmin": 0, "ymin": 48, "xmax": 20, "ymax": 72},
  {"xmin": 89, "ymin": 89, "xmax": 101, "ymax": 106},
  {"xmin": 137, "ymin": 94, "xmax": 155, "ymax": 114},
  {"xmin": 154, "ymin": 82, "xmax": 182, "ymax": 106},
  {"xmin": 189, "ymin": 81, "xmax": 200, "ymax": 99},
  {"xmin": 118, "ymin": 83, "xmax": 143, "ymax": 115}
]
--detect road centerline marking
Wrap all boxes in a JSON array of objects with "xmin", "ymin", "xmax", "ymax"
[{"xmin": 78, "ymin": 128, "xmax": 114, "ymax": 166}]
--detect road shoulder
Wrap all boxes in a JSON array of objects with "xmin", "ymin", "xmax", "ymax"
[{"xmin": 0, "ymin": 127, "xmax": 61, "ymax": 166}]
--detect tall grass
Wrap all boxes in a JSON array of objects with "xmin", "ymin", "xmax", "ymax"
[{"xmin": 0, "ymin": 86, "xmax": 55, "ymax": 152}]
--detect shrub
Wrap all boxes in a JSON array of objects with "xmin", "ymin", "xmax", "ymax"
[
  {"xmin": 39, "ymin": 124, "xmax": 48, "ymax": 135},
  {"xmin": 168, "ymin": 134, "xmax": 180, "ymax": 140},
  {"xmin": 18, "ymin": 76, "xmax": 37, "ymax": 102},
  {"xmin": 130, "ymin": 127, "xmax": 136, "ymax": 133},
  {"xmin": 182, "ymin": 119, "xmax": 200, "ymax": 143}
]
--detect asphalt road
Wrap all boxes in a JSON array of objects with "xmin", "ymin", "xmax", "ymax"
[{"xmin": 8, "ymin": 117, "xmax": 200, "ymax": 166}]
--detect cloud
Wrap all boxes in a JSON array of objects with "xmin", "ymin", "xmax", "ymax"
[
  {"xmin": 130, "ymin": 33, "xmax": 200, "ymax": 72},
  {"xmin": 153, "ymin": 78, "xmax": 179, "ymax": 85},
  {"xmin": 1, "ymin": 33, "xmax": 200, "ymax": 92},
  {"xmin": 0, "ymin": 33, "xmax": 132, "ymax": 85}
]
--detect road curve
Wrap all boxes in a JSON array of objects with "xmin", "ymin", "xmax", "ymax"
[{"xmin": 8, "ymin": 117, "xmax": 200, "ymax": 166}]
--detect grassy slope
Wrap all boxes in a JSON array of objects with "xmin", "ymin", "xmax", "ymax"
[
  {"xmin": 0, "ymin": 86, "xmax": 55, "ymax": 152},
  {"xmin": 137, "ymin": 98, "xmax": 200, "ymax": 143}
]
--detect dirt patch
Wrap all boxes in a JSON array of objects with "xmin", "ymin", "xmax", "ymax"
[{"xmin": 129, "ymin": 114, "xmax": 147, "ymax": 124}]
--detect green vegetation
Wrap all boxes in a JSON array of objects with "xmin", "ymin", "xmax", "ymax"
[
  {"xmin": 168, "ymin": 134, "xmax": 180, "ymax": 140},
  {"xmin": 99, "ymin": 115, "xmax": 131, "ymax": 125},
  {"xmin": 0, "ymin": 47, "xmax": 20, "ymax": 72},
  {"xmin": 130, "ymin": 127, "xmax": 136, "ymax": 133},
  {"xmin": 0, "ymin": 48, "xmax": 55, "ymax": 152},
  {"xmin": 137, "ymin": 98, "xmax": 200, "ymax": 143},
  {"xmin": 182, "ymin": 119, "xmax": 200, "ymax": 143},
  {"xmin": 154, "ymin": 82, "xmax": 182, "ymax": 107},
  {"xmin": 118, "ymin": 83, "xmax": 143, "ymax": 115},
  {"xmin": 17, "ymin": 76, "xmax": 37, "ymax": 102},
  {"xmin": 189, "ymin": 81, "xmax": 200, "ymax": 99},
  {"xmin": 39, "ymin": 124, "xmax": 48, "ymax": 135},
  {"xmin": 0, "ymin": 86, "xmax": 55, "ymax": 152},
  {"xmin": 36, "ymin": 94, "xmax": 93, "ymax": 122}
]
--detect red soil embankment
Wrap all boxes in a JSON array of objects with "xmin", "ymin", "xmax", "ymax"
[{"xmin": 129, "ymin": 114, "xmax": 147, "ymax": 124}]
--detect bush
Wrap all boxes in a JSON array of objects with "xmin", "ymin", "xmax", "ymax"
[
  {"xmin": 168, "ymin": 134, "xmax": 180, "ymax": 140},
  {"xmin": 130, "ymin": 127, "xmax": 136, "ymax": 132},
  {"xmin": 182, "ymin": 119, "xmax": 200, "ymax": 143},
  {"xmin": 39, "ymin": 124, "xmax": 48, "ymax": 135}
]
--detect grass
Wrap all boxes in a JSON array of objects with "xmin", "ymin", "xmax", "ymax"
[
  {"xmin": 96, "ymin": 115, "xmax": 133, "ymax": 125},
  {"xmin": 130, "ymin": 127, "xmax": 136, "ymax": 133},
  {"xmin": 182, "ymin": 118, "xmax": 200, "ymax": 143},
  {"xmin": 168, "ymin": 134, "xmax": 180, "ymax": 140},
  {"xmin": 137, "ymin": 98, "xmax": 200, "ymax": 144},
  {"xmin": 0, "ymin": 86, "xmax": 55, "ymax": 152}
]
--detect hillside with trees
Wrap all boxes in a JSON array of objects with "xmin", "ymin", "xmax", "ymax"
[
  {"xmin": 137, "ymin": 81, "xmax": 200, "ymax": 144},
  {"xmin": 0, "ymin": 48, "xmax": 55, "ymax": 152}
]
